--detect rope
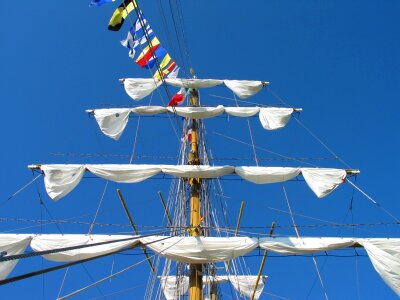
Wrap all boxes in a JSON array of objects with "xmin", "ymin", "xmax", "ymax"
[
  {"xmin": 57, "ymin": 267, "xmax": 70, "ymax": 299},
  {"xmin": 1, "ymin": 174, "xmax": 42, "ymax": 207},
  {"xmin": 347, "ymin": 179, "xmax": 400, "ymax": 222},
  {"xmin": 129, "ymin": 116, "xmax": 141, "ymax": 164},
  {"xmin": 88, "ymin": 181, "xmax": 109, "ymax": 235},
  {"xmin": 213, "ymin": 131, "xmax": 318, "ymax": 167},
  {"xmin": 121, "ymin": 1, "xmax": 183, "ymax": 142},
  {"xmin": 0, "ymin": 248, "xmax": 131, "ymax": 287},
  {"xmin": 50, "ymin": 152, "xmax": 339, "ymax": 162},
  {"xmin": 293, "ymin": 116, "xmax": 352, "ymax": 169},
  {"xmin": 0, "ymin": 232, "xmax": 184, "ymax": 264},
  {"xmin": 282, "ymin": 186, "xmax": 329, "ymax": 300},
  {"xmin": 0, "ymin": 236, "xmax": 140, "ymax": 263},
  {"xmin": 58, "ymin": 236, "xmax": 186, "ymax": 300},
  {"xmin": 247, "ymin": 120, "xmax": 259, "ymax": 166}
]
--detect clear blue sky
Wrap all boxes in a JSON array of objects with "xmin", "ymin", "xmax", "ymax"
[{"xmin": 0, "ymin": 0, "xmax": 399, "ymax": 299}]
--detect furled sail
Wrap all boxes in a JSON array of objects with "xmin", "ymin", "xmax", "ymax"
[
  {"xmin": 228, "ymin": 275, "xmax": 266, "ymax": 300},
  {"xmin": 121, "ymin": 78, "xmax": 269, "ymax": 100},
  {"xmin": 29, "ymin": 164, "xmax": 356, "ymax": 201},
  {"xmin": 1, "ymin": 234, "xmax": 399, "ymax": 296},
  {"xmin": 158, "ymin": 275, "xmax": 264, "ymax": 300},
  {"xmin": 140, "ymin": 236, "xmax": 258, "ymax": 263},
  {"xmin": 30, "ymin": 234, "xmax": 139, "ymax": 262},
  {"xmin": 0, "ymin": 234, "xmax": 139, "ymax": 280},
  {"xmin": 87, "ymin": 106, "xmax": 298, "ymax": 140},
  {"xmin": 146, "ymin": 236, "xmax": 400, "ymax": 296},
  {"xmin": 0, "ymin": 234, "xmax": 32, "ymax": 280}
]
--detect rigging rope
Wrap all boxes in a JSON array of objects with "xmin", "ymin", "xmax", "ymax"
[
  {"xmin": 282, "ymin": 186, "xmax": 329, "ymax": 300},
  {"xmin": 346, "ymin": 179, "xmax": 400, "ymax": 222},
  {"xmin": 88, "ymin": 181, "xmax": 109, "ymax": 235},
  {"xmin": 293, "ymin": 116, "xmax": 352, "ymax": 169},
  {"xmin": 58, "ymin": 235, "xmax": 186, "ymax": 300},
  {"xmin": 212, "ymin": 131, "xmax": 318, "ymax": 167},
  {"xmin": 1, "ymin": 174, "xmax": 42, "ymax": 207}
]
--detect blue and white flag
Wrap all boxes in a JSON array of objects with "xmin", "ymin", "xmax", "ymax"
[
  {"xmin": 89, "ymin": 0, "xmax": 115, "ymax": 7},
  {"xmin": 120, "ymin": 16, "xmax": 154, "ymax": 59}
]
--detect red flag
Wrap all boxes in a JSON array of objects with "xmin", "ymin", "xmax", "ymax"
[{"xmin": 168, "ymin": 88, "xmax": 187, "ymax": 106}]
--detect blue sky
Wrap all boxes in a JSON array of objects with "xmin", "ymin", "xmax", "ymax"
[{"xmin": 0, "ymin": 0, "xmax": 399, "ymax": 299}]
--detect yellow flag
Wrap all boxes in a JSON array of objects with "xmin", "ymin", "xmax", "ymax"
[{"xmin": 108, "ymin": 0, "xmax": 137, "ymax": 31}]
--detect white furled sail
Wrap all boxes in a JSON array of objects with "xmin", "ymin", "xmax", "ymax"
[
  {"xmin": 86, "ymin": 164, "xmax": 162, "ymax": 183},
  {"xmin": 140, "ymin": 236, "xmax": 258, "ymax": 263},
  {"xmin": 159, "ymin": 276, "xmax": 189, "ymax": 300},
  {"xmin": 302, "ymin": 168, "xmax": 346, "ymax": 198},
  {"xmin": 235, "ymin": 167, "xmax": 301, "ymax": 184},
  {"xmin": 164, "ymin": 78, "xmax": 224, "ymax": 89},
  {"xmin": 121, "ymin": 78, "xmax": 269, "ymax": 100},
  {"xmin": 357, "ymin": 239, "xmax": 400, "ymax": 297},
  {"xmin": 87, "ymin": 106, "xmax": 299, "ymax": 140},
  {"xmin": 228, "ymin": 275, "xmax": 266, "ymax": 300},
  {"xmin": 223, "ymin": 80, "xmax": 267, "ymax": 99},
  {"xmin": 121, "ymin": 78, "xmax": 161, "ymax": 100},
  {"xmin": 30, "ymin": 234, "xmax": 139, "ymax": 262},
  {"xmin": 41, "ymin": 165, "xmax": 86, "ymax": 201},
  {"xmin": 158, "ymin": 275, "xmax": 262, "ymax": 300},
  {"xmin": 166, "ymin": 105, "xmax": 226, "ymax": 119},
  {"xmin": 259, "ymin": 107, "xmax": 294, "ymax": 130},
  {"xmin": 0, "ymin": 234, "xmax": 33, "ymax": 280},
  {"xmin": 29, "ymin": 165, "xmax": 353, "ymax": 201},
  {"xmin": 161, "ymin": 165, "xmax": 235, "ymax": 179},
  {"xmin": 93, "ymin": 109, "xmax": 131, "ymax": 141},
  {"xmin": 224, "ymin": 106, "xmax": 261, "ymax": 117},
  {"xmin": 259, "ymin": 237, "xmax": 356, "ymax": 254},
  {"xmin": 1, "ymin": 234, "xmax": 399, "ymax": 297}
]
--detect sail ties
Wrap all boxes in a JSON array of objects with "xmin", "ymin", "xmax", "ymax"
[
  {"xmin": 28, "ymin": 164, "xmax": 358, "ymax": 201},
  {"xmin": 87, "ymin": 106, "xmax": 299, "ymax": 140}
]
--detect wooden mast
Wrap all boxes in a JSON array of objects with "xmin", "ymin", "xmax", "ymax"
[{"xmin": 188, "ymin": 88, "xmax": 203, "ymax": 300}]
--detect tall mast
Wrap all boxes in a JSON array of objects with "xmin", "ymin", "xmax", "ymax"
[{"xmin": 188, "ymin": 88, "xmax": 203, "ymax": 299}]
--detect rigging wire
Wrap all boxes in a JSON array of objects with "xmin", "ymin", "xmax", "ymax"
[
  {"xmin": 282, "ymin": 186, "xmax": 329, "ymax": 300},
  {"xmin": 0, "ymin": 173, "xmax": 42, "ymax": 207},
  {"xmin": 293, "ymin": 116, "xmax": 352, "ymax": 169},
  {"xmin": 0, "ymin": 216, "xmax": 398, "ymax": 230},
  {"xmin": 88, "ymin": 181, "xmax": 109, "ymax": 235},
  {"xmin": 57, "ymin": 267, "xmax": 70, "ymax": 300},
  {"xmin": 58, "ymin": 235, "xmax": 187, "ymax": 300},
  {"xmin": 212, "ymin": 131, "xmax": 319, "ymax": 167},
  {"xmin": 50, "ymin": 152, "xmax": 339, "ymax": 162},
  {"xmin": 346, "ymin": 179, "xmax": 400, "ymax": 223}
]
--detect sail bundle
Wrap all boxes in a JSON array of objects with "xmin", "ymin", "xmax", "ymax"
[
  {"xmin": 0, "ymin": 234, "xmax": 139, "ymax": 280},
  {"xmin": 1, "ymin": 234, "xmax": 399, "ymax": 296},
  {"xmin": 159, "ymin": 275, "xmax": 266, "ymax": 300},
  {"xmin": 28, "ymin": 164, "xmax": 354, "ymax": 200},
  {"xmin": 88, "ymin": 106, "xmax": 297, "ymax": 140},
  {"xmin": 122, "ymin": 78, "xmax": 269, "ymax": 100}
]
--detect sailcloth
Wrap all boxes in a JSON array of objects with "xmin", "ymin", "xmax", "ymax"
[
  {"xmin": 358, "ymin": 238, "xmax": 400, "ymax": 297},
  {"xmin": 0, "ymin": 234, "xmax": 399, "ymax": 296},
  {"xmin": 121, "ymin": 78, "xmax": 162, "ymax": 100},
  {"xmin": 0, "ymin": 234, "xmax": 33, "ymax": 280},
  {"xmin": 30, "ymin": 234, "xmax": 139, "ymax": 262},
  {"xmin": 88, "ymin": 106, "xmax": 296, "ymax": 140},
  {"xmin": 229, "ymin": 275, "xmax": 266, "ymax": 300},
  {"xmin": 121, "ymin": 78, "xmax": 269, "ymax": 99},
  {"xmin": 30, "ymin": 164, "xmax": 352, "ymax": 201},
  {"xmin": 158, "ymin": 275, "xmax": 264, "ymax": 300},
  {"xmin": 140, "ymin": 236, "xmax": 258, "ymax": 263}
]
